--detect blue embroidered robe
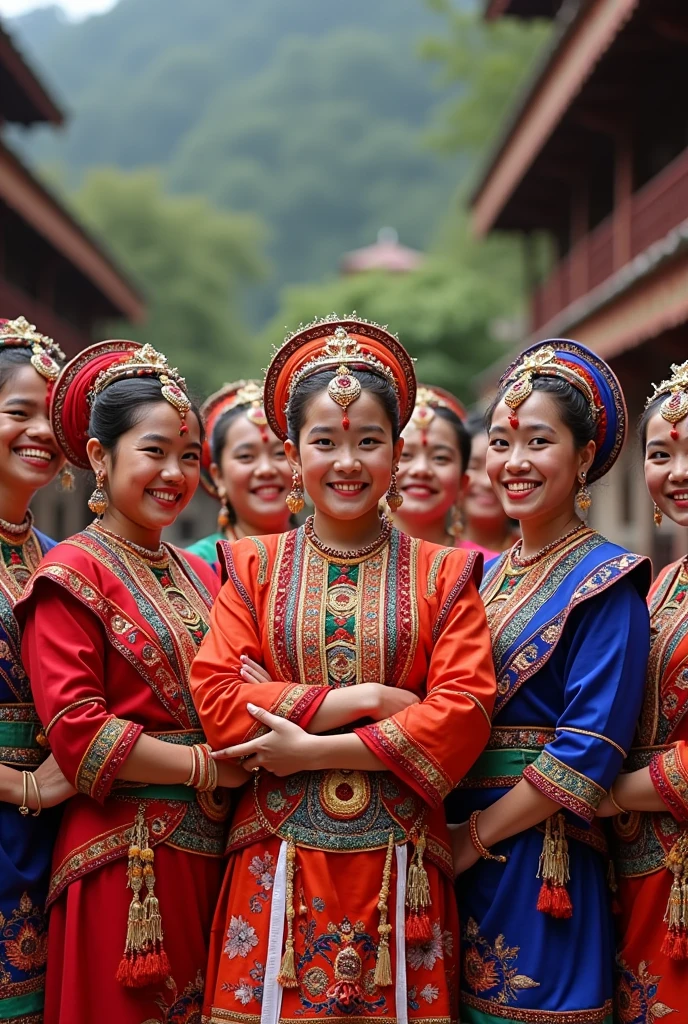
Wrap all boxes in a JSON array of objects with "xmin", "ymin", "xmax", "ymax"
[
  {"xmin": 446, "ymin": 528, "xmax": 651, "ymax": 1024},
  {"xmin": 0, "ymin": 527, "xmax": 56, "ymax": 1024}
]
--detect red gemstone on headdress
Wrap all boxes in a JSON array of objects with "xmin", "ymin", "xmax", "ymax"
[
  {"xmin": 421, "ymin": 432, "xmax": 428, "ymax": 447},
  {"xmin": 342, "ymin": 414, "xmax": 350, "ymax": 430},
  {"xmin": 669, "ymin": 394, "xmax": 680, "ymax": 407},
  {"xmin": 40, "ymin": 355, "xmax": 51, "ymax": 366},
  {"xmin": 260, "ymin": 428, "xmax": 269, "ymax": 443},
  {"xmin": 671, "ymin": 428, "xmax": 679, "ymax": 440},
  {"xmin": 509, "ymin": 414, "xmax": 519, "ymax": 429},
  {"xmin": 179, "ymin": 423, "xmax": 189, "ymax": 436},
  {"xmin": 337, "ymin": 377, "xmax": 351, "ymax": 388}
]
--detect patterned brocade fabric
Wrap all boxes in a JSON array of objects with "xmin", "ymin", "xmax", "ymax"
[{"xmin": 523, "ymin": 750, "xmax": 606, "ymax": 823}]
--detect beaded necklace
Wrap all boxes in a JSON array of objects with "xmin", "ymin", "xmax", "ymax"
[
  {"xmin": 89, "ymin": 521, "xmax": 167, "ymax": 562},
  {"xmin": 304, "ymin": 514, "xmax": 392, "ymax": 562}
]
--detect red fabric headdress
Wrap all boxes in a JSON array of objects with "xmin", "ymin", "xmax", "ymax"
[
  {"xmin": 264, "ymin": 315, "xmax": 416, "ymax": 442},
  {"xmin": 410, "ymin": 384, "xmax": 467, "ymax": 432},
  {"xmin": 200, "ymin": 380, "xmax": 268, "ymax": 498}
]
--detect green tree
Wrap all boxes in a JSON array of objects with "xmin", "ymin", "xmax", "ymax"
[
  {"xmin": 421, "ymin": 0, "xmax": 550, "ymax": 161},
  {"xmin": 72, "ymin": 168, "xmax": 267, "ymax": 395},
  {"xmin": 261, "ymin": 218, "xmax": 524, "ymax": 404}
]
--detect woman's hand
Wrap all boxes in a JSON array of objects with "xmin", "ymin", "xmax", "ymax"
[
  {"xmin": 34, "ymin": 755, "xmax": 77, "ymax": 808},
  {"xmin": 449, "ymin": 821, "xmax": 480, "ymax": 877},
  {"xmin": 211, "ymin": 704, "xmax": 321, "ymax": 777},
  {"xmin": 239, "ymin": 656, "xmax": 273, "ymax": 684}
]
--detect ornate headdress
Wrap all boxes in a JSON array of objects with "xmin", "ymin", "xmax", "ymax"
[
  {"xmin": 51, "ymin": 340, "xmax": 192, "ymax": 469},
  {"xmin": 497, "ymin": 338, "xmax": 627, "ymax": 483},
  {"xmin": 200, "ymin": 380, "xmax": 270, "ymax": 498},
  {"xmin": 410, "ymin": 385, "xmax": 467, "ymax": 439},
  {"xmin": 264, "ymin": 314, "xmax": 416, "ymax": 441},
  {"xmin": 645, "ymin": 361, "xmax": 688, "ymax": 439},
  {"xmin": 0, "ymin": 315, "xmax": 64, "ymax": 382}
]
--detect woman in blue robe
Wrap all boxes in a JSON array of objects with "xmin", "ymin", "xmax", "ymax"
[
  {"xmin": 0, "ymin": 317, "xmax": 74, "ymax": 1024},
  {"xmin": 446, "ymin": 340, "xmax": 651, "ymax": 1024}
]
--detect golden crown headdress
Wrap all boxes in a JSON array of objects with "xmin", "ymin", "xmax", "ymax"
[
  {"xmin": 502, "ymin": 345, "xmax": 599, "ymax": 421},
  {"xmin": 287, "ymin": 325, "xmax": 399, "ymax": 400},
  {"xmin": 0, "ymin": 315, "xmax": 65, "ymax": 381},
  {"xmin": 89, "ymin": 343, "xmax": 191, "ymax": 434},
  {"xmin": 645, "ymin": 361, "xmax": 688, "ymax": 435}
]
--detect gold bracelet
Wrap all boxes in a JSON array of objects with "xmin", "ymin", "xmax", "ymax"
[
  {"xmin": 27, "ymin": 771, "xmax": 42, "ymax": 817},
  {"xmin": 184, "ymin": 746, "xmax": 197, "ymax": 787},
  {"xmin": 18, "ymin": 771, "xmax": 30, "ymax": 816},
  {"xmin": 608, "ymin": 784, "xmax": 627, "ymax": 815},
  {"xmin": 468, "ymin": 810, "xmax": 507, "ymax": 863}
]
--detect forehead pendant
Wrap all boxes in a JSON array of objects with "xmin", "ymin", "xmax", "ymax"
[
  {"xmin": 660, "ymin": 389, "xmax": 688, "ymax": 441},
  {"xmin": 327, "ymin": 365, "xmax": 362, "ymax": 430},
  {"xmin": 411, "ymin": 399, "xmax": 435, "ymax": 446}
]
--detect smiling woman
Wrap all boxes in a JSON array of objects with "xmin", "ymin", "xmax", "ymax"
[
  {"xmin": 15, "ymin": 340, "xmax": 248, "ymax": 1024},
  {"xmin": 447, "ymin": 340, "xmax": 652, "ymax": 1024},
  {"xmin": 190, "ymin": 315, "xmax": 498, "ymax": 1024}
]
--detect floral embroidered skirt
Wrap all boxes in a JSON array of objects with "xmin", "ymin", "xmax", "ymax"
[
  {"xmin": 43, "ymin": 843, "xmax": 223, "ymax": 1024},
  {"xmin": 616, "ymin": 872, "xmax": 683, "ymax": 1023},
  {"xmin": 202, "ymin": 838, "xmax": 459, "ymax": 1024},
  {"xmin": 456, "ymin": 825, "xmax": 615, "ymax": 1023}
]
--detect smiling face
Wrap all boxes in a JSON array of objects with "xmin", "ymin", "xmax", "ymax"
[
  {"xmin": 0, "ymin": 361, "xmax": 63, "ymax": 507},
  {"xmin": 87, "ymin": 400, "xmax": 201, "ymax": 543},
  {"xmin": 464, "ymin": 430, "xmax": 504, "ymax": 526},
  {"xmin": 397, "ymin": 415, "xmax": 466, "ymax": 528},
  {"xmin": 644, "ymin": 408, "xmax": 688, "ymax": 528},
  {"xmin": 486, "ymin": 390, "xmax": 595, "ymax": 526},
  {"xmin": 211, "ymin": 412, "xmax": 291, "ymax": 533},
  {"xmin": 286, "ymin": 387, "xmax": 403, "ymax": 524}
]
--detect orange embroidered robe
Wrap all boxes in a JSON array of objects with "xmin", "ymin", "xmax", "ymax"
[
  {"xmin": 16, "ymin": 526, "xmax": 229, "ymax": 1024},
  {"xmin": 190, "ymin": 526, "xmax": 497, "ymax": 1024}
]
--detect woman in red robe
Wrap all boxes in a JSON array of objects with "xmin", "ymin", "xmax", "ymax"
[
  {"xmin": 16, "ymin": 342, "xmax": 247, "ymax": 1024},
  {"xmin": 600, "ymin": 361, "xmax": 688, "ymax": 1021},
  {"xmin": 190, "ymin": 316, "xmax": 498, "ymax": 1024}
]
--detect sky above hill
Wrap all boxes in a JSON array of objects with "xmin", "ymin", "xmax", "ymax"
[{"xmin": 0, "ymin": 0, "xmax": 116, "ymax": 18}]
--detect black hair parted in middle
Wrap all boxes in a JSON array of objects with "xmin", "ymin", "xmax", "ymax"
[
  {"xmin": 286, "ymin": 369, "xmax": 401, "ymax": 445},
  {"xmin": 88, "ymin": 377, "xmax": 204, "ymax": 455}
]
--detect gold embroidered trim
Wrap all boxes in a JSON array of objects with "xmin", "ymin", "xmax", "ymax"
[
  {"xmin": 456, "ymin": 691, "xmax": 492, "ymax": 729},
  {"xmin": 75, "ymin": 716, "xmax": 133, "ymax": 796},
  {"xmin": 246, "ymin": 536, "xmax": 269, "ymax": 586},
  {"xmin": 205, "ymin": 1015, "xmax": 453, "ymax": 1024},
  {"xmin": 556, "ymin": 726, "xmax": 626, "ymax": 757},
  {"xmin": 426, "ymin": 548, "xmax": 452, "ymax": 597},
  {"xmin": 461, "ymin": 993, "xmax": 612, "ymax": 1022},
  {"xmin": 44, "ymin": 696, "xmax": 107, "ymax": 737},
  {"xmin": 524, "ymin": 750, "xmax": 605, "ymax": 818},
  {"xmin": 373, "ymin": 716, "xmax": 452, "ymax": 803}
]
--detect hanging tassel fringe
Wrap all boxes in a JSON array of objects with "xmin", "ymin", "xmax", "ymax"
[
  {"xmin": 116, "ymin": 806, "xmax": 170, "ymax": 988},
  {"xmin": 373, "ymin": 833, "xmax": 395, "ymax": 988},
  {"xmin": 662, "ymin": 834, "xmax": 688, "ymax": 960},
  {"xmin": 277, "ymin": 835, "xmax": 298, "ymax": 988},
  {"xmin": 406, "ymin": 828, "xmax": 432, "ymax": 945},
  {"xmin": 536, "ymin": 813, "xmax": 572, "ymax": 919}
]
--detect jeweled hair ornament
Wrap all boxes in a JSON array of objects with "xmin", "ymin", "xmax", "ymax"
[
  {"xmin": 645, "ymin": 361, "xmax": 688, "ymax": 440},
  {"xmin": 0, "ymin": 315, "xmax": 65, "ymax": 382},
  {"xmin": 199, "ymin": 380, "xmax": 269, "ymax": 498},
  {"xmin": 496, "ymin": 339, "xmax": 627, "ymax": 483},
  {"xmin": 264, "ymin": 314, "xmax": 416, "ymax": 442},
  {"xmin": 411, "ymin": 385, "xmax": 467, "ymax": 444},
  {"xmin": 89, "ymin": 343, "xmax": 191, "ymax": 436}
]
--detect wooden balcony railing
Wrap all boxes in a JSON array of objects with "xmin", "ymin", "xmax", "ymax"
[
  {"xmin": 0, "ymin": 278, "xmax": 92, "ymax": 356},
  {"xmin": 532, "ymin": 145, "xmax": 688, "ymax": 332}
]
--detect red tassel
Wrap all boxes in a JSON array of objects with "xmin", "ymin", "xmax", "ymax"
[
  {"xmin": 536, "ymin": 880, "xmax": 552, "ymax": 914},
  {"xmin": 548, "ymin": 883, "xmax": 573, "ymax": 919},
  {"xmin": 115, "ymin": 952, "xmax": 134, "ymax": 987},
  {"xmin": 327, "ymin": 981, "xmax": 362, "ymax": 1006},
  {"xmin": 406, "ymin": 910, "xmax": 433, "ymax": 945}
]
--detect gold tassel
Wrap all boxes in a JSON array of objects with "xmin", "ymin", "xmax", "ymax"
[
  {"xmin": 536, "ymin": 813, "xmax": 572, "ymax": 918},
  {"xmin": 373, "ymin": 833, "xmax": 394, "ymax": 989},
  {"xmin": 406, "ymin": 829, "xmax": 432, "ymax": 945},
  {"xmin": 277, "ymin": 836, "xmax": 298, "ymax": 988},
  {"xmin": 662, "ymin": 835, "xmax": 688, "ymax": 959}
]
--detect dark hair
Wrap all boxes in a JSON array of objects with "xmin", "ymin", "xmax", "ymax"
[
  {"xmin": 89, "ymin": 377, "xmax": 203, "ymax": 453},
  {"xmin": 210, "ymin": 405, "xmax": 248, "ymax": 465},
  {"xmin": 434, "ymin": 407, "xmax": 471, "ymax": 474},
  {"xmin": 638, "ymin": 396, "xmax": 664, "ymax": 450},
  {"xmin": 0, "ymin": 347, "xmax": 39, "ymax": 392},
  {"xmin": 286, "ymin": 369, "xmax": 400, "ymax": 444},
  {"xmin": 486, "ymin": 375, "xmax": 597, "ymax": 449}
]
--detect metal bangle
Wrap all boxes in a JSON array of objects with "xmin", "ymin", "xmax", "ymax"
[{"xmin": 18, "ymin": 771, "xmax": 30, "ymax": 816}]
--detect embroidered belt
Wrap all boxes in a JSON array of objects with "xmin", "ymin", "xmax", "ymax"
[
  {"xmin": 0, "ymin": 704, "xmax": 43, "ymax": 768},
  {"xmin": 459, "ymin": 747, "xmax": 541, "ymax": 789}
]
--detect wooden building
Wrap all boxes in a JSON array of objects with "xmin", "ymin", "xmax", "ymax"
[
  {"xmin": 471, "ymin": 0, "xmax": 688, "ymax": 565},
  {"xmin": 0, "ymin": 20, "xmax": 144, "ymax": 538}
]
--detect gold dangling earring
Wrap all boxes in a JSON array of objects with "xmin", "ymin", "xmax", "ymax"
[
  {"xmin": 447, "ymin": 504, "xmax": 464, "ymax": 540},
  {"xmin": 653, "ymin": 502, "xmax": 663, "ymax": 527},
  {"xmin": 386, "ymin": 467, "xmax": 403, "ymax": 512},
  {"xmin": 286, "ymin": 469, "xmax": 305, "ymax": 515},
  {"xmin": 59, "ymin": 466, "xmax": 75, "ymax": 492},
  {"xmin": 217, "ymin": 491, "xmax": 231, "ymax": 532},
  {"xmin": 575, "ymin": 471, "xmax": 592, "ymax": 520},
  {"xmin": 87, "ymin": 470, "xmax": 108, "ymax": 516}
]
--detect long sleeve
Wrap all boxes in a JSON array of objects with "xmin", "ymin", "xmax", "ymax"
[
  {"xmin": 21, "ymin": 582, "xmax": 143, "ymax": 802},
  {"xmin": 650, "ymin": 741, "xmax": 688, "ymax": 822},
  {"xmin": 355, "ymin": 574, "xmax": 496, "ymax": 807},
  {"xmin": 189, "ymin": 546, "xmax": 328, "ymax": 750},
  {"xmin": 523, "ymin": 578, "xmax": 650, "ymax": 822}
]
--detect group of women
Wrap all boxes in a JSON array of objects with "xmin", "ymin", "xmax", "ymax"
[{"xmin": 0, "ymin": 312, "xmax": 685, "ymax": 1024}]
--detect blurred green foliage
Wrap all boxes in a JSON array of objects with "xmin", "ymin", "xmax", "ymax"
[{"xmin": 72, "ymin": 169, "xmax": 266, "ymax": 396}]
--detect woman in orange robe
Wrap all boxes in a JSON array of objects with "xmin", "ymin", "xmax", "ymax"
[
  {"xmin": 190, "ymin": 316, "xmax": 497, "ymax": 1024},
  {"xmin": 16, "ymin": 342, "xmax": 247, "ymax": 1024},
  {"xmin": 601, "ymin": 361, "xmax": 688, "ymax": 1021}
]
